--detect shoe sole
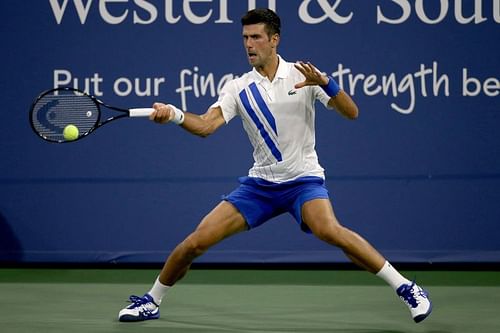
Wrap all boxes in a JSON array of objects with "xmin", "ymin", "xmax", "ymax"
[
  {"xmin": 119, "ymin": 312, "xmax": 160, "ymax": 322},
  {"xmin": 413, "ymin": 301, "xmax": 433, "ymax": 323}
]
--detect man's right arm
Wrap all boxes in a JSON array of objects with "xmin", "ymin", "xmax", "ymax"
[{"xmin": 149, "ymin": 103, "xmax": 226, "ymax": 138}]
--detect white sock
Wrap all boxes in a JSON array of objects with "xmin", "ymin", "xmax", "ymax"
[
  {"xmin": 148, "ymin": 277, "xmax": 171, "ymax": 305},
  {"xmin": 376, "ymin": 261, "xmax": 410, "ymax": 290}
]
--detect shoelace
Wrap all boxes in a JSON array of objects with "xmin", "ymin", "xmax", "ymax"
[
  {"xmin": 399, "ymin": 281, "xmax": 426, "ymax": 308},
  {"xmin": 129, "ymin": 295, "xmax": 148, "ymax": 305},
  {"xmin": 127, "ymin": 295, "xmax": 157, "ymax": 316}
]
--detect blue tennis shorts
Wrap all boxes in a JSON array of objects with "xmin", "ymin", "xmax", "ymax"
[{"xmin": 222, "ymin": 176, "xmax": 329, "ymax": 233}]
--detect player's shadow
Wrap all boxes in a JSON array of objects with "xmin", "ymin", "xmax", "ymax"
[
  {"xmin": 0, "ymin": 211, "xmax": 23, "ymax": 262},
  {"xmin": 126, "ymin": 326, "xmax": 450, "ymax": 333}
]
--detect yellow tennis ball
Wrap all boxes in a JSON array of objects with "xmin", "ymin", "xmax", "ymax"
[{"xmin": 63, "ymin": 124, "xmax": 79, "ymax": 141}]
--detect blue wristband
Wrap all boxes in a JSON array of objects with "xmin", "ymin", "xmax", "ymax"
[{"xmin": 321, "ymin": 76, "xmax": 341, "ymax": 97}]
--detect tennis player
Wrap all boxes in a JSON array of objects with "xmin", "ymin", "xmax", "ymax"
[{"xmin": 118, "ymin": 8, "xmax": 432, "ymax": 323}]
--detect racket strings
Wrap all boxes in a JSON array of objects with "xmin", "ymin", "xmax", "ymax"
[{"xmin": 31, "ymin": 90, "xmax": 99, "ymax": 142}]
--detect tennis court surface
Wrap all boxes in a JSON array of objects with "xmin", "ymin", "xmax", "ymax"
[{"xmin": 1, "ymin": 268, "xmax": 499, "ymax": 333}]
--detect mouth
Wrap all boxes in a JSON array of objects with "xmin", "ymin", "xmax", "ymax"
[{"xmin": 247, "ymin": 52, "xmax": 257, "ymax": 61}]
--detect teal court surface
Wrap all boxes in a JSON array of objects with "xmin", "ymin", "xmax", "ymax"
[{"xmin": 1, "ymin": 268, "xmax": 499, "ymax": 333}]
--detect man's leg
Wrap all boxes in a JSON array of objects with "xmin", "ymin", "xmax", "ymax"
[
  {"xmin": 118, "ymin": 201, "xmax": 247, "ymax": 322},
  {"xmin": 159, "ymin": 200, "xmax": 248, "ymax": 286},
  {"xmin": 301, "ymin": 198, "xmax": 385, "ymax": 273},
  {"xmin": 301, "ymin": 198, "xmax": 432, "ymax": 323}
]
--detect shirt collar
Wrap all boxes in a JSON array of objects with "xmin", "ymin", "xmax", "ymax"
[{"xmin": 251, "ymin": 55, "xmax": 289, "ymax": 83}]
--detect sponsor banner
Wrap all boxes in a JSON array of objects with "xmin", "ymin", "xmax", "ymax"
[{"xmin": 0, "ymin": 0, "xmax": 498, "ymax": 263}]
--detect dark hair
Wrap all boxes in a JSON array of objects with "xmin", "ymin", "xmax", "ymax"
[{"xmin": 241, "ymin": 8, "xmax": 281, "ymax": 36}]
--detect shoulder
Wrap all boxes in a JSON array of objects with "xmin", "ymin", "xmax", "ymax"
[
  {"xmin": 279, "ymin": 59, "xmax": 306, "ymax": 83},
  {"xmin": 220, "ymin": 71, "xmax": 253, "ymax": 94}
]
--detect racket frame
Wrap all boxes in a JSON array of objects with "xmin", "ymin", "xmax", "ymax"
[{"xmin": 29, "ymin": 87, "xmax": 143, "ymax": 143}]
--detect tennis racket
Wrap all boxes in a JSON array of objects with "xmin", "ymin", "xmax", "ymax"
[{"xmin": 29, "ymin": 87, "xmax": 154, "ymax": 143}]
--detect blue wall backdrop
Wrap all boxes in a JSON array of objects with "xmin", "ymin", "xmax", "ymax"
[{"xmin": 0, "ymin": 0, "xmax": 499, "ymax": 264}]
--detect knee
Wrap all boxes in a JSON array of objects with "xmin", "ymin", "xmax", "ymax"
[
  {"xmin": 179, "ymin": 234, "xmax": 208, "ymax": 259},
  {"xmin": 313, "ymin": 223, "xmax": 350, "ymax": 247}
]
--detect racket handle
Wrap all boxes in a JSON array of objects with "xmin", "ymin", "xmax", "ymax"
[{"xmin": 129, "ymin": 108, "xmax": 154, "ymax": 117}]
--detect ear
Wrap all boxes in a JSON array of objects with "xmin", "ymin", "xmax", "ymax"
[{"xmin": 271, "ymin": 33, "xmax": 280, "ymax": 48}]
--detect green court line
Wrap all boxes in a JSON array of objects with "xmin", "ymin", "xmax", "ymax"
[
  {"xmin": 1, "ymin": 280, "xmax": 500, "ymax": 333},
  {"xmin": 1, "ymin": 268, "xmax": 499, "ymax": 286}
]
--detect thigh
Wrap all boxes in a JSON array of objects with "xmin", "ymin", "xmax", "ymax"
[
  {"xmin": 289, "ymin": 182, "xmax": 330, "ymax": 233},
  {"xmin": 190, "ymin": 201, "xmax": 248, "ymax": 248},
  {"xmin": 301, "ymin": 198, "xmax": 341, "ymax": 235}
]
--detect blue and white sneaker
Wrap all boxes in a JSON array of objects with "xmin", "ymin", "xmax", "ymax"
[
  {"xmin": 118, "ymin": 293, "xmax": 160, "ymax": 322},
  {"xmin": 396, "ymin": 281, "xmax": 432, "ymax": 323}
]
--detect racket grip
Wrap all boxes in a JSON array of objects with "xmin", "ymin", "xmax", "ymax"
[{"xmin": 129, "ymin": 108, "xmax": 154, "ymax": 117}]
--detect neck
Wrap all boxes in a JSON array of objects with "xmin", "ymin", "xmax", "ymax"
[{"xmin": 256, "ymin": 54, "xmax": 279, "ymax": 82}]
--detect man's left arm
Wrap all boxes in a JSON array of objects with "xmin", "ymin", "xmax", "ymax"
[
  {"xmin": 294, "ymin": 61, "xmax": 359, "ymax": 120},
  {"xmin": 327, "ymin": 90, "xmax": 358, "ymax": 120}
]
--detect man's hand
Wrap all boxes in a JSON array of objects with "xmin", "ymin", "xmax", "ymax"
[
  {"xmin": 294, "ymin": 61, "xmax": 329, "ymax": 89},
  {"xmin": 150, "ymin": 103, "xmax": 174, "ymax": 124}
]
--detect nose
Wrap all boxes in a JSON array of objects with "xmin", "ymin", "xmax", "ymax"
[{"xmin": 244, "ymin": 37, "xmax": 253, "ymax": 49}]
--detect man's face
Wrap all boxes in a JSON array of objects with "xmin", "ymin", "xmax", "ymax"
[{"xmin": 242, "ymin": 23, "xmax": 278, "ymax": 68}]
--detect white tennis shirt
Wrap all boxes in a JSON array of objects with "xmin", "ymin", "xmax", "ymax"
[{"xmin": 212, "ymin": 55, "xmax": 332, "ymax": 183}]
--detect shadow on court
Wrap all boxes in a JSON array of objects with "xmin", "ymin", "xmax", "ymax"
[
  {"xmin": 0, "ymin": 270, "xmax": 498, "ymax": 333},
  {"xmin": 0, "ymin": 211, "xmax": 23, "ymax": 262}
]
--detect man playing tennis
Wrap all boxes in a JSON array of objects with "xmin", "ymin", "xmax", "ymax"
[{"xmin": 118, "ymin": 8, "xmax": 432, "ymax": 324}]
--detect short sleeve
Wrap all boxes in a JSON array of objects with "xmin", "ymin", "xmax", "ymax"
[{"xmin": 210, "ymin": 81, "xmax": 239, "ymax": 123}]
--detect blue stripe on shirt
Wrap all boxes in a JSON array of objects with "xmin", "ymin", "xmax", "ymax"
[
  {"xmin": 248, "ymin": 82, "xmax": 278, "ymax": 135},
  {"xmin": 239, "ymin": 88, "xmax": 282, "ymax": 162}
]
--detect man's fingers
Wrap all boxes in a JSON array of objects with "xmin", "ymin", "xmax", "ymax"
[
  {"xmin": 294, "ymin": 62, "xmax": 305, "ymax": 74},
  {"xmin": 294, "ymin": 81, "xmax": 306, "ymax": 89},
  {"xmin": 150, "ymin": 103, "xmax": 173, "ymax": 124},
  {"xmin": 295, "ymin": 61, "xmax": 321, "ymax": 78},
  {"xmin": 148, "ymin": 110, "xmax": 156, "ymax": 121}
]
